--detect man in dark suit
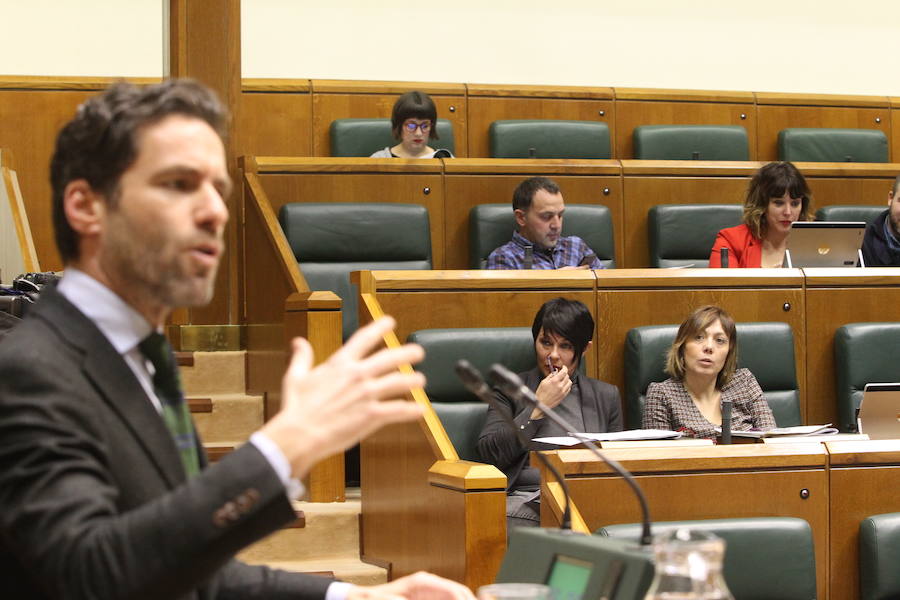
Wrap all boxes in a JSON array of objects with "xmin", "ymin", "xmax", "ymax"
[{"xmin": 0, "ymin": 80, "xmax": 473, "ymax": 600}]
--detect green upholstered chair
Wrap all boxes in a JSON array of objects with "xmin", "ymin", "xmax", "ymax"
[
  {"xmin": 648, "ymin": 204, "xmax": 743, "ymax": 268},
  {"xmin": 815, "ymin": 204, "xmax": 884, "ymax": 226},
  {"xmin": 623, "ymin": 322, "xmax": 800, "ymax": 429},
  {"xmin": 778, "ymin": 128, "xmax": 889, "ymax": 163},
  {"xmin": 279, "ymin": 203, "xmax": 431, "ymax": 340},
  {"xmin": 406, "ymin": 328, "xmax": 536, "ymax": 462},
  {"xmin": 488, "ymin": 120, "xmax": 611, "ymax": 159},
  {"xmin": 598, "ymin": 518, "xmax": 817, "ymax": 600},
  {"xmin": 329, "ymin": 118, "xmax": 455, "ymax": 156},
  {"xmin": 834, "ymin": 322, "xmax": 900, "ymax": 432},
  {"xmin": 859, "ymin": 512, "xmax": 900, "ymax": 600},
  {"xmin": 633, "ymin": 125, "xmax": 750, "ymax": 161},
  {"xmin": 468, "ymin": 203, "xmax": 616, "ymax": 269}
]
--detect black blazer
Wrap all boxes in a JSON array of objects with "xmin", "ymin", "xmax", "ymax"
[
  {"xmin": 0, "ymin": 287, "xmax": 333, "ymax": 600},
  {"xmin": 476, "ymin": 367, "xmax": 623, "ymax": 490}
]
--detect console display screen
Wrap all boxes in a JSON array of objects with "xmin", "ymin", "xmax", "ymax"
[{"xmin": 546, "ymin": 555, "xmax": 593, "ymax": 600}]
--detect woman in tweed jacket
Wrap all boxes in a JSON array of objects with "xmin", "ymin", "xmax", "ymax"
[{"xmin": 642, "ymin": 305, "xmax": 776, "ymax": 439}]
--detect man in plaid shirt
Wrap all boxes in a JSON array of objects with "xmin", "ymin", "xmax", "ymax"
[{"xmin": 486, "ymin": 176, "xmax": 604, "ymax": 270}]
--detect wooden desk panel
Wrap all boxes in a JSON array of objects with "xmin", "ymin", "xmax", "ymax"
[
  {"xmin": 466, "ymin": 96, "xmax": 614, "ymax": 158},
  {"xmin": 827, "ymin": 441, "xmax": 900, "ymax": 600},
  {"xmin": 310, "ymin": 81, "xmax": 467, "ymax": 157},
  {"xmin": 442, "ymin": 161, "xmax": 622, "ymax": 269},
  {"xmin": 803, "ymin": 270, "xmax": 900, "ymax": 427},
  {"xmin": 0, "ymin": 88, "xmax": 98, "ymax": 271},
  {"xmin": 238, "ymin": 90, "xmax": 312, "ymax": 157},
  {"xmin": 595, "ymin": 270, "xmax": 806, "ymax": 423},
  {"xmin": 256, "ymin": 166, "xmax": 446, "ymax": 268},
  {"xmin": 542, "ymin": 445, "xmax": 829, "ymax": 598},
  {"xmin": 756, "ymin": 104, "xmax": 891, "ymax": 162},
  {"xmin": 614, "ymin": 99, "xmax": 756, "ymax": 160}
]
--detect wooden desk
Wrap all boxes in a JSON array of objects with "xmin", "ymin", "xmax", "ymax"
[
  {"xmin": 826, "ymin": 440, "xmax": 900, "ymax": 600},
  {"xmin": 539, "ymin": 444, "xmax": 829, "ymax": 598}
]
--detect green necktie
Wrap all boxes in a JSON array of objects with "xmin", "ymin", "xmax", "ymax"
[{"xmin": 138, "ymin": 332, "xmax": 200, "ymax": 477}]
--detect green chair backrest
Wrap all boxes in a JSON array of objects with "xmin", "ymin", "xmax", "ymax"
[
  {"xmin": 598, "ymin": 518, "xmax": 817, "ymax": 600},
  {"xmin": 815, "ymin": 204, "xmax": 884, "ymax": 226},
  {"xmin": 778, "ymin": 128, "xmax": 889, "ymax": 163},
  {"xmin": 834, "ymin": 322, "xmax": 900, "ymax": 432},
  {"xmin": 633, "ymin": 125, "xmax": 749, "ymax": 160},
  {"xmin": 624, "ymin": 322, "xmax": 800, "ymax": 429},
  {"xmin": 279, "ymin": 203, "xmax": 432, "ymax": 340},
  {"xmin": 329, "ymin": 118, "xmax": 455, "ymax": 156},
  {"xmin": 648, "ymin": 204, "xmax": 743, "ymax": 268},
  {"xmin": 489, "ymin": 120, "xmax": 611, "ymax": 159},
  {"xmin": 468, "ymin": 203, "xmax": 616, "ymax": 269},
  {"xmin": 859, "ymin": 512, "xmax": 900, "ymax": 600},
  {"xmin": 407, "ymin": 327, "xmax": 535, "ymax": 462}
]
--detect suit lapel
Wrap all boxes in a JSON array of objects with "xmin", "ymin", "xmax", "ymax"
[{"xmin": 36, "ymin": 287, "xmax": 187, "ymax": 487}]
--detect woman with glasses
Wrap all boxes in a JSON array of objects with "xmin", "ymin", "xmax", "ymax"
[{"xmin": 370, "ymin": 90, "xmax": 454, "ymax": 158}]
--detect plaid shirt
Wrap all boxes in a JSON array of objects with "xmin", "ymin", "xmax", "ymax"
[
  {"xmin": 642, "ymin": 368, "xmax": 777, "ymax": 440},
  {"xmin": 486, "ymin": 231, "xmax": 604, "ymax": 270}
]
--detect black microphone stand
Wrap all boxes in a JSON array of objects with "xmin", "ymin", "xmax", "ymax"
[
  {"xmin": 489, "ymin": 364, "xmax": 654, "ymax": 546},
  {"xmin": 455, "ymin": 360, "xmax": 576, "ymax": 532}
]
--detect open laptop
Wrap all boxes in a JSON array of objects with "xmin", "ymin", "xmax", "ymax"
[
  {"xmin": 783, "ymin": 221, "xmax": 866, "ymax": 268},
  {"xmin": 858, "ymin": 383, "xmax": 900, "ymax": 440}
]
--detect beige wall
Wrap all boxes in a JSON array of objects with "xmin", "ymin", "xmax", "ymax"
[{"xmin": 2, "ymin": 0, "xmax": 900, "ymax": 96}]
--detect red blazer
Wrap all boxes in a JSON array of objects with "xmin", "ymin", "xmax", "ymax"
[{"xmin": 709, "ymin": 224, "xmax": 762, "ymax": 268}]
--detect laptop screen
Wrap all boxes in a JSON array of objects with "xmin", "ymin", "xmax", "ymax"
[
  {"xmin": 859, "ymin": 383, "xmax": 900, "ymax": 439},
  {"xmin": 784, "ymin": 221, "xmax": 866, "ymax": 268}
]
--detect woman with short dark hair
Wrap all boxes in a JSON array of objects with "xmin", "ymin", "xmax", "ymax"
[
  {"xmin": 709, "ymin": 161, "xmax": 812, "ymax": 268},
  {"xmin": 369, "ymin": 90, "xmax": 453, "ymax": 158},
  {"xmin": 477, "ymin": 297, "xmax": 622, "ymax": 529},
  {"xmin": 642, "ymin": 305, "xmax": 776, "ymax": 439}
]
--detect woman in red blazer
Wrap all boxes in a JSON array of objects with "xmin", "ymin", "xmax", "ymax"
[{"xmin": 709, "ymin": 162, "xmax": 812, "ymax": 268}]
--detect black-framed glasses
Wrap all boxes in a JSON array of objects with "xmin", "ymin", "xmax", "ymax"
[{"xmin": 403, "ymin": 121, "xmax": 431, "ymax": 133}]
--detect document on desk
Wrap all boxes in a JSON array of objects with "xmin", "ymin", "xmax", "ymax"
[
  {"xmin": 533, "ymin": 429, "xmax": 683, "ymax": 446},
  {"xmin": 719, "ymin": 424, "xmax": 840, "ymax": 439}
]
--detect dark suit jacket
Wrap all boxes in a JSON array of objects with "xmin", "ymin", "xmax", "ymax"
[
  {"xmin": 476, "ymin": 367, "xmax": 623, "ymax": 490},
  {"xmin": 0, "ymin": 287, "xmax": 333, "ymax": 600}
]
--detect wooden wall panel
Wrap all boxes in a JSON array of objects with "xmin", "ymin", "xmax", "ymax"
[
  {"xmin": 756, "ymin": 104, "xmax": 891, "ymax": 162},
  {"xmin": 466, "ymin": 96, "xmax": 614, "ymax": 158},
  {"xmin": 614, "ymin": 98, "xmax": 755, "ymax": 160},
  {"xmin": 0, "ymin": 88, "xmax": 99, "ymax": 271},
  {"xmin": 310, "ymin": 81, "xmax": 467, "ymax": 157},
  {"xmin": 443, "ymin": 165, "xmax": 622, "ymax": 269},
  {"xmin": 803, "ymin": 273, "xmax": 900, "ymax": 427},
  {"xmin": 257, "ymin": 170, "xmax": 446, "ymax": 268},
  {"xmin": 237, "ymin": 89, "xmax": 312, "ymax": 157}
]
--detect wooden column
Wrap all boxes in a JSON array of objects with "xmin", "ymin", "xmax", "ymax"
[{"xmin": 167, "ymin": 0, "xmax": 242, "ymax": 325}]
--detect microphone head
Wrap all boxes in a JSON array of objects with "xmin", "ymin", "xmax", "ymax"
[
  {"xmin": 455, "ymin": 360, "xmax": 491, "ymax": 397},
  {"xmin": 488, "ymin": 363, "xmax": 524, "ymax": 395},
  {"xmin": 433, "ymin": 149, "xmax": 453, "ymax": 159}
]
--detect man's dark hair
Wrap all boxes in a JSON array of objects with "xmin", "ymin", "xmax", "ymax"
[
  {"xmin": 50, "ymin": 79, "xmax": 227, "ymax": 262},
  {"xmin": 892, "ymin": 174, "xmax": 900, "ymax": 196},
  {"xmin": 390, "ymin": 91, "xmax": 439, "ymax": 140},
  {"xmin": 512, "ymin": 176, "xmax": 561, "ymax": 212},
  {"xmin": 531, "ymin": 297, "xmax": 595, "ymax": 365}
]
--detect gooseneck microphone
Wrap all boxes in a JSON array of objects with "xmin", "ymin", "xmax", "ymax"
[
  {"xmin": 455, "ymin": 360, "xmax": 574, "ymax": 531},
  {"xmin": 488, "ymin": 364, "xmax": 653, "ymax": 546}
]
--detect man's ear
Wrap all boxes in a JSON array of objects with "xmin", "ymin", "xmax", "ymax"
[
  {"xmin": 889, "ymin": 191, "xmax": 894, "ymax": 206},
  {"xmin": 514, "ymin": 208, "xmax": 527, "ymax": 229},
  {"xmin": 582, "ymin": 340, "xmax": 593, "ymax": 356},
  {"xmin": 63, "ymin": 179, "xmax": 105, "ymax": 237}
]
